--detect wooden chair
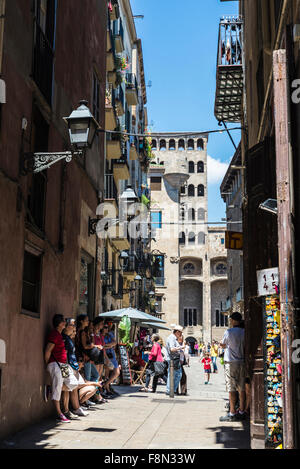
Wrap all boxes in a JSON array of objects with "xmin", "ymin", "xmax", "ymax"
[{"xmin": 132, "ymin": 363, "xmax": 148, "ymax": 386}]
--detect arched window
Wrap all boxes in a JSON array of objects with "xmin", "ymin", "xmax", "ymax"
[
  {"xmin": 198, "ymin": 208, "xmax": 205, "ymax": 220},
  {"xmin": 179, "ymin": 232, "xmax": 185, "ymax": 245},
  {"xmin": 197, "ymin": 139, "xmax": 204, "ymax": 150},
  {"xmin": 197, "ymin": 161, "xmax": 204, "ymax": 173},
  {"xmin": 198, "ymin": 184, "xmax": 205, "ymax": 196},
  {"xmin": 152, "ymin": 139, "xmax": 157, "ymax": 149},
  {"xmin": 180, "ymin": 185, "xmax": 186, "ymax": 195},
  {"xmin": 183, "ymin": 263, "xmax": 195, "ymax": 274},
  {"xmin": 159, "ymin": 139, "xmax": 166, "ymax": 151},
  {"xmin": 198, "ymin": 232, "xmax": 205, "ymax": 244},
  {"xmin": 187, "ymin": 139, "xmax": 194, "ymax": 150},
  {"xmin": 188, "ymin": 208, "xmax": 195, "ymax": 221},
  {"xmin": 169, "ymin": 139, "xmax": 175, "ymax": 150},
  {"xmin": 188, "ymin": 232, "xmax": 196, "ymax": 244},
  {"xmin": 180, "ymin": 206, "xmax": 185, "ymax": 221},
  {"xmin": 216, "ymin": 263, "xmax": 227, "ymax": 275},
  {"xmin": 188, "ymin": 184, "xmax": 195, "ymax": 197},
  {"xmin": 188, "ymin": 161, "xmax": 195, "ymax": 173},
  {"xmin": 178, "ymin": 139, "xmax": 185, "ymax": 151}
]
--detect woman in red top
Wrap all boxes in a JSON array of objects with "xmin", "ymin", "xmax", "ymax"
[
  {"xmin": 144, "ymin": 334, "xmax": 166, "ymax": 393},
  {"xmin": 201, "ymin": 352, "xmax": 212, "ymax": 384},
  {"xmin": 44, "ymin": 314, "xmax": 79, "ymax": 422}
]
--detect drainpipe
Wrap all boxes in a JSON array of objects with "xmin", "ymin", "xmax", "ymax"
[{"xmin": 0, "ymin": 0, "xmax": 5, "ymax": 75}]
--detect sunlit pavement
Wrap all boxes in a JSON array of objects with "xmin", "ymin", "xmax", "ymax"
[{"xmin": 0, "ymin": 357, "xmax": 250, "ymax": 449}]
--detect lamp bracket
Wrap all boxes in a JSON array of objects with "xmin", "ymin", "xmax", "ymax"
[
  {"xmin": 89, "ymin": 217, "xmax": 100, "ymax": 236},
  {"xmin": 22, "ymin": 150, "xmax": 83, "ymax": 175}
]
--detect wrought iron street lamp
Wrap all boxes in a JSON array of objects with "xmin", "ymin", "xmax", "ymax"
[
  {"xmin": 21, "ymin": 100, "xmax": 100, "ymax": 174},
  {"xmin": 118, "ymin": 250, "xmax": 129, "ymax": 271},
  {"xmin": 63, "ymin": 100, "xmax": 99, "ymax": 150}
]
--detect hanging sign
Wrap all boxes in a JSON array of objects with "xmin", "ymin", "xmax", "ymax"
[
  {"xmin": 225, "ymin": 231, "xmax": 243, "ymax": 250},
  {"xmin": 118, "ymin": 344, "xmax": 132, "ymax": 385},
  {"xmin": 257, "ymin": 268, "xmax": 279, "ymax": 297}
]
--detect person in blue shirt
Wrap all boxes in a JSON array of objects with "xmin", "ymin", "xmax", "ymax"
[{"xmin": 103, "ymin": 323, "xmax": 120, "ymax": 397}]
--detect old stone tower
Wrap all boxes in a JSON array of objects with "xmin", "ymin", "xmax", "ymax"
[{"xmin": 148, "ymin": 134, "xmax": 228, "ymax": 345}]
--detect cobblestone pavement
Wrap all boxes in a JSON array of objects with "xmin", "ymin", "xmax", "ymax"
[{"xmin": 0, "ymin": 357, "xmax": 250, "ymax": 449}]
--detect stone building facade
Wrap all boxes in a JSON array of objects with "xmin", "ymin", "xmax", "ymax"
[
  {"xmin": 220, "ymin": 143, "xmax": 244, "ymax": 316},
  {"xmin": 148, "ymin": 134, "xmax": 228, "ymax": 345}
]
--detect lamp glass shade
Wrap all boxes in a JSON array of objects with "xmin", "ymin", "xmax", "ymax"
[{"xmin": 64, "ymin": 101, "xmax": 99, "ymax": 150}]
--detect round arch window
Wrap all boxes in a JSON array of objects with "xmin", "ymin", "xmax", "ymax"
[
  {"xmin": 183, "ymin": 263, "xmax": 195, "ymax": 274},
  {"xmin": 216, "ymin": 263, "xmax": 227, "ymax": 275}
]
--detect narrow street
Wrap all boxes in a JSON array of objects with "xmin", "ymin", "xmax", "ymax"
[{"xmin": 0, "ymin": 357, "xmax": 250, "ymax": 450}]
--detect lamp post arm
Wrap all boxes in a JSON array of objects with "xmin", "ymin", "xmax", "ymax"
[{"xmin": 21, "ymin": 150, "xmax": 83, "ymax": 175}]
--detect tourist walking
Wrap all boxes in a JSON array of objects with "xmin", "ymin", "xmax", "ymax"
[
  {"xmin": 165, "ymin": 325, "xmax": 185, "ymax": 395},
  {"xmin": 211, "ymin": 341, "xmax": 219, "ymax": 373},
  {"xmin": 145, "ymin": 334, "xmax": 167, "ymax": 393},
  {"xmin": 219, "ymin": 312, "xmax": 246, "ymax": 422},
  {"xmin": 201, "ymin": 352, "xmax": 212, "ymax": 384},
  {"xmin": 177, "ymin": 333, "xmax": 188, "ymax": 395}
]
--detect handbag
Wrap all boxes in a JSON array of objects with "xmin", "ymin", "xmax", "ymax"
[
  {"xmin": 153, "ymin": 361, "xmax": 166, "ymax": 376},
  {"xmin": 85, "ymin": 347, "xmax": 104, "ymax": 365},
  {"xmin": 52, "ymin": 355, "xmax": 70, "ymax": 378},
  {"xmin": 172, "ymin": 356, "xmax": 181, "ymax": 370}
]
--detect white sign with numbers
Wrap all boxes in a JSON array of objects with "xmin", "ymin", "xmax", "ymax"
[{"xmin": 257, "ymin": 267, "xmax": 279, "ymax": 297}]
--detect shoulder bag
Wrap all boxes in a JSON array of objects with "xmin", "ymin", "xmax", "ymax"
[{"xmin": 52, "ymin": 355, "xmax": 70, "ymax": 379}]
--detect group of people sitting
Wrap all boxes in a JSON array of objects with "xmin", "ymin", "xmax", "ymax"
[{"xmin": 44, "ymin": 313, "xmax": 121, "ymax": 423}]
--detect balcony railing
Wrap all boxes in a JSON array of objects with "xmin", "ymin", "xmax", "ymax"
[
  {"xmin": 105, "ymin": 173, "xmax": 118, "ymax": 204},
  {"xmin": 214, "ymin": 16, "xmax": 244, "ymax": 123},
  {"xmin": 113, "ymin": 18, "xmax": 124, "ymax": 53},
  {"xmin": 126, "ymin": 73, "xmax": 138, "ymax": 92},
  {"xmin": 114, "ymin": 85, "xmax": 124, "ymax": 108},
  {"xmin": 32, "ymin": 20, "xmax": 54, "ymax": 105},
  {"xmin": 123, "ymin": 253, "xmax": 138, "ymax": 273}
]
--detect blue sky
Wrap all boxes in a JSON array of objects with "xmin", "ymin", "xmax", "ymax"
[{"xmin": 131, "ymin": 0, "xmax": 240, "ymax": 222}]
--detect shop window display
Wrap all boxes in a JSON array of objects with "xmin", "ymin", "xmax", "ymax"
[{"xmin": 264, "ymin": 295, "xmax": 283, "ymax": 447}]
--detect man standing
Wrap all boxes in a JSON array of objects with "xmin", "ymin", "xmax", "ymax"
[
  {"xmin": 219, "ymin": 312, "xmax": 246, "ymax": 421},
  {"xmin": 165, "ymin": 325, "xmax": 185, "ymax": 396}
]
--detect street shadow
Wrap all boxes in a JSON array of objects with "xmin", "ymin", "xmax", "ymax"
[
  {"xmin": 207, "ymin": 421, "xmax": 251, "ymax": 449},
  {"xmin": 0, "ymin": 418, "xmax": 70, "ymax": 449}
]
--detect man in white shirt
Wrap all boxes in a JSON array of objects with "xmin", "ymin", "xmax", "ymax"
[
  {"xmin": 165, "ymin": 325, "xmax": 185, "ymax": 395},
  {"xmin": 219, "ymin": 312, "xmax": 246, "ymax": 421}
]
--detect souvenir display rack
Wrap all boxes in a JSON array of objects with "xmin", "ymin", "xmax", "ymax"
[{"xmin": 264, "ymin": 295, "xmax": 283, "ymax": 447}]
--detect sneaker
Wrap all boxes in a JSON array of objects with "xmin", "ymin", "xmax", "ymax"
[
  {"xmin": 44, "ymin": 385, "xmax": 51, "ymax": 402},
  {"xmin": 85, "ymin": 399, "xmax": 97, "ymax": 406},
  {"xmin": 219, "ymin": 413, "xmax": 239, "ymax": 422},
  {"xmin": 57, "ymin": 413, "xmax": 71, "ymax": 423},
  {"xmin": 64, "ymin": 411, "xmax": 79, "ymax": 420},
  {"xmin": 72, "ymin": 407, "xmax": 89, "ymax": 417}
]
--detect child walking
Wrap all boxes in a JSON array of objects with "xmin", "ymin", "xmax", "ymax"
[{"xmin": 201, "ymin": 352, "xmax": 212, "ymax": 384}]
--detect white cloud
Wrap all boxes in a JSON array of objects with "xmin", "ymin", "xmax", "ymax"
[{"xmin": 207, "ymin": 155, "xmax": 229, "ymax": 185}]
